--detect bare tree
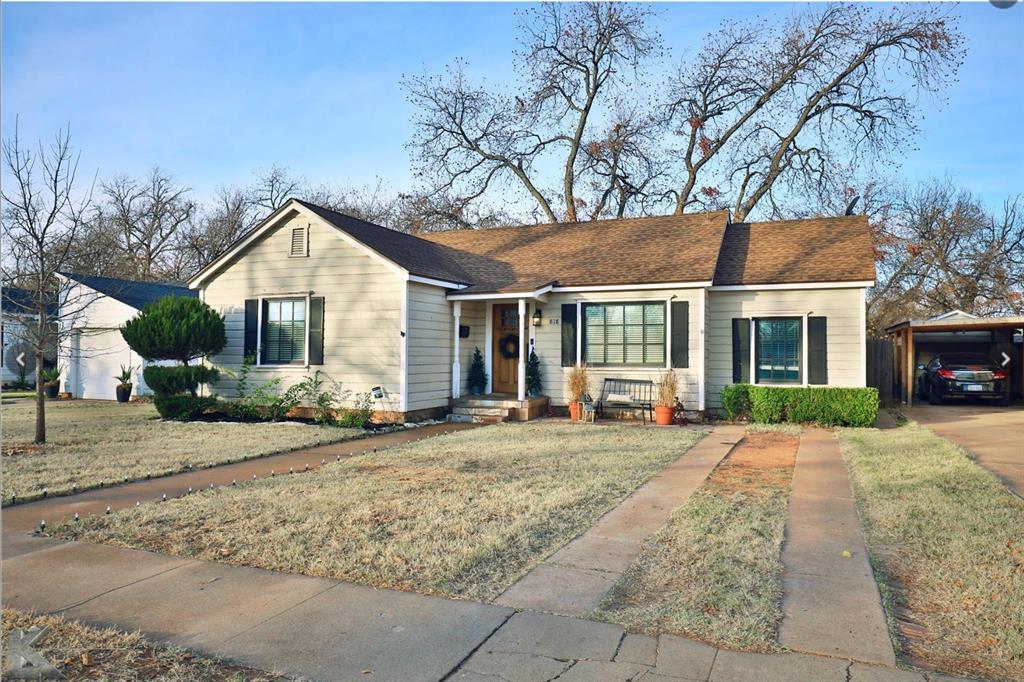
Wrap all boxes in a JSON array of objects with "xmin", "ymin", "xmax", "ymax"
[
  {"xmin": 249, "ymin": 165, "xmax": 302, "ymax": 216},
  {"xmin": 1, "ymin": 122, "xmax": 96, "ymax": 443},
  {"xmin": 868, "ymin": 179, "xmax": 1024, "ymax": 332},
  {"xmin": 101, "ymin": 167, "xmax": 196, "ymax": 278},
  {"xmin": 404, "ymin": 2, "xmax": 661, "ymax": 223},
  {"xmin": 666, "ymin": 3, "xmax": 964, "ymax": 221}
]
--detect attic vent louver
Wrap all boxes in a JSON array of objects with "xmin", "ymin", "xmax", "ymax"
[{"xmin": 290, "ymin": 225, "xmax": 308, "ymax": 257}]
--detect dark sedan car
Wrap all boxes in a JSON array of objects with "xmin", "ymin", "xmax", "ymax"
[{"xmin": 917, "ymin": 352, "xmax": 1011, "ymax": 406}]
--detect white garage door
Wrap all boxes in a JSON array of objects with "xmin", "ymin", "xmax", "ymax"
[{"xmin": 71, "ymin": 329, "xmax": 137, "ymax": 400}]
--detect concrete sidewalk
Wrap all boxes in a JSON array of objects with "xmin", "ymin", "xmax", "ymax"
[
  {"xmin": 778, "ymin": 428, "xmax": 895, "ymax": 667},
  {"xmin": 3, "ymin": 537, "xmax": 950, "ymax": 682},
  {"xmin": 496, "ymin": 425, "xmax": 743, "ymax": 617}
]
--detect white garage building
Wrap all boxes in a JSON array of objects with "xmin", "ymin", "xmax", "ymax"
[{"xmin": 58, "ymin": 273, "xmax": 197, "ymax": 400}]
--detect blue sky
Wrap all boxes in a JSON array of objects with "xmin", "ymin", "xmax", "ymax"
[{"xmin": 3, "ymin": 2, "xmax": 1021, "ymax": 210}]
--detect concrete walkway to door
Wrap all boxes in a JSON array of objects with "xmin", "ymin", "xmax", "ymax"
[{"xmin": 905, "ymin": 404, "xmax": 1024, "ymax": 497}]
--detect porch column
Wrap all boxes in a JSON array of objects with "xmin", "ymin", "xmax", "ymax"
[
  {"xmin": 451, "ymin": 301, "xmax": 461, "ymax": 400},
  {"xmin": 517, "ymin": 298, "xmax": 527, "ymax": 401},
  {"xmin": 906, "ymin": 328, "xmax": 915, "ymax": 406}
]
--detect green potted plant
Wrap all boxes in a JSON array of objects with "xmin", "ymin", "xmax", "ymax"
[
  {"xmin": 566, "ymin": 364, "xmax": 589, "ymax": 422},
  {"xmin": 467, "ymin": 347, "xmax": 488, "ymax": 396},
  {"xmin": 655, "ymin": 370, "xmax": 678, "ymax": 426},
  {"xmin": 42, "ymin": 365, "xmax": 62, "ymax": 399},
  {"xmin": 526, "ymin": 348, "xmax": 542, "ymax": 398},
  {"xmin": 114, "ymin": 364, "xmax": 135, "ymax": 403}
]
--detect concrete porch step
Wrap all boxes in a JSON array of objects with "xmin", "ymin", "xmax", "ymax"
[
  {"xmin": 448, "ymin": 414, "xmax": 507, "ymax": 424},
  {"xmin": 452, "ymin": 406, "xmax": 511, "ymax": 418}
]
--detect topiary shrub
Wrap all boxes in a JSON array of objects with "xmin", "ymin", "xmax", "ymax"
[
  {"xmin": 153, "ymin": 395, "xmax": 218, "ymax": 422},
  {"xmin": 122, "ymin": 296, "xmax": 226, "ymax": 419},
  {"xmin": 466, "ymin": 347, "xmax": 487, "ymax": 395},
  {"xmin": 143, "ymin": 365, "xmax": 220, "ymax": 397},
  {"xmin": 720, "ymin": 383, "xmax": 751, "ymax": 420},
  {"xmin": 121, "ymin": 296, "xmax": 226, "ymax": 365}
]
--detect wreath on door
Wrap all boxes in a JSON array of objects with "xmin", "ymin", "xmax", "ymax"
[{"xmin": 499, "ymin": 334, "xmax": 519, "ymax": 360}]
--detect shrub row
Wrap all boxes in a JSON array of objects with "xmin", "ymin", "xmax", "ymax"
[
  {"xmin": 143, "ymin": 365, "xmax": 220, "ymax": 397},
  {"xmin": 720, "ymin": 384, "xmax": 878, "ymax": 427}
]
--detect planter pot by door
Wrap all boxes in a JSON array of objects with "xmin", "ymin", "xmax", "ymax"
[
  {"xmin": 655, "ymin": 405, "xmax": 674, "ymax": 426},
  {"xmin": 45, "ymin": 383, "xmax": 59, "ymax": 399},
  {"xmin": 116, "ymin": 384, "xmax": 133, "ymax": 403},
  {"xmin": 568, "ymin": 401, "xmax": 582, "ymax": 422}
]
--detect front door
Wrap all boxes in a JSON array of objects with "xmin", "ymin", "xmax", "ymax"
[{"xmin": 492, "ymin": 304, "xmax": 519, "ymax": 394}]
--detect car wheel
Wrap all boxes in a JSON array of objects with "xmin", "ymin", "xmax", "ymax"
[
  {"xmin": 997, "ymin": 394, "xmax": 1011, "ymax": 407},
  {"xmin": 928, "ymin": 384, "xmax": 943, "ymax": 405}
]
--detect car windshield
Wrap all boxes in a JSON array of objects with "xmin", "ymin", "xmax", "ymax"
[{"xmin": 939, "ymin": 353, "xmax": 992, "ymax": 366}]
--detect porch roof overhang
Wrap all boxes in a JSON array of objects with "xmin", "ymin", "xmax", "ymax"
[
  {"xmin": 446, "ymin": 283, "xmax": 555, "ymax": 302},
  {"xmin": 885, "ymin": 316, "xmax": 1024, "ymax": 335}
]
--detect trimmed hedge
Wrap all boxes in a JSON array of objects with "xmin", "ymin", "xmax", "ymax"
[
  {"xmin": 143, "ymin": 365, "xmax": 220, "ymax": 397},
  {"xmin": 153, "ymin": 395, "xmax": 218, "ymax": 421},
  {"xmin": 720, "ymin": 384, "xmax": 878, "ymax": 427}
]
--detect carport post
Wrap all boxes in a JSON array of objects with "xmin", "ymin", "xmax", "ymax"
[{"xmin": 906, "ymin": 328, "xmax": 914, "ymax": 406}]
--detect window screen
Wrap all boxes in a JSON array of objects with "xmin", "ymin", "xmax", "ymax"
[
  {"xmin": 262, "ymin": 298, "xmax": 306, "ymax": 364},
  {"xmin": 583, "ymin": 302, "xmax": 665, "ymax": 367}
]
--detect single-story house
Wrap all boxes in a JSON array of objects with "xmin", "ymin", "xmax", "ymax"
[
  {"xmin": 57, "ymin": 273, "xmax": 197, "ymax": 400},
  {"xmin": 2, "ymin": 287, "xmax": 54, "ymax": 385},
  {"xmin": 188, "ymin": 199, "xmax": 875, "ymax": 421}
]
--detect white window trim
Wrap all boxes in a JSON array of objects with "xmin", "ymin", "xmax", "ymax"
[
  {"xmin": 576, "ymin": 298, "xmax": 671, "ymax": 369},
  {"xmin": 749, "ymin": 315, "xmax": 809, "ymax": 387},
  {"xmin": 255, "ymin": 294, "xmax": 312, "ymax": 368}
]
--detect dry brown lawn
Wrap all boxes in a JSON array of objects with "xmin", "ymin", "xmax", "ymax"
[
  {"xmin": 1, "ymin": 609, "xmax": 287, "ymax": 681},
  {"xmin": 838, "ymin": 424, "xmax": 1024, "ymax": 681},
  {"xmin": 54, "ymin": 421, "xmax": 704, "ymax": 601},
  {"xmin": 2, "ymin": 400, "xmax": 362, "ymax": 502},
  {"xmin": 595, "ymin": 432, "xmax": 798, "ymax": 652}
]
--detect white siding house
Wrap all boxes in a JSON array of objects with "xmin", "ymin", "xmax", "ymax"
[
  {"xmin": 189, "ymin": 199, "xmax": 876, "ymax": 421},
  {"xmin": 57, "ymin": 274, "xmax": 197, "ymax": 400}
]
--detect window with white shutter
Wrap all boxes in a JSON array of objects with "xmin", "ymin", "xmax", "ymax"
[{"xmin": 289, "ymin": 225, "xmax": 308, "ymax": 257}]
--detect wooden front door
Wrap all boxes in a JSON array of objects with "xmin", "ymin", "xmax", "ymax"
[{"xmin": 492, "ymin": 304, "xmax": 520, "ymax": 394}]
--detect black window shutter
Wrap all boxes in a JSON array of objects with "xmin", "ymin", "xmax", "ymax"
[
  {"xmin": 808, "ymin": 316, "xmax": 828, "ymax": 385},
  {"xmin": 671, "ymin": 301, "xmax": 689, "ymax": 368},
  {"xmin": 732, "ymin": 318, "xmax": 750, "ymax": 383},
  {"xmin": 309, "ymin": 297, "xmax": 325, "ymax": 365},
  {"xmin": 243, "ymin": 299, "xmax": 258, "ymax": 360},
  {"xmin": 561, "ymin": 303, "xmax": 577, "ymax": 367}
]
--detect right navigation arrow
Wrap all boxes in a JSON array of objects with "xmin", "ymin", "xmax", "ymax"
[{"xmin": 1000, "ymin": 352, "xmax": 1011, "ymax": 367}]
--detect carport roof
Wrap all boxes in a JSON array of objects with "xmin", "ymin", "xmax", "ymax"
[{"xmin": 885, "ymin": 315, "xmax": 1024, "ymax": 334}]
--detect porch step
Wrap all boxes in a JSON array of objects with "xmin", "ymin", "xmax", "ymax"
[
  {"xmin": 453, "ymin": 398, "xmax": 526, "ymax": 409},
  {"xmin": 452, "ymin": 406, "xmax": 511, "ymax": 418},
  {"xmin": 448, "ymin": 413, "xmax": 507, "ymax": 425}
]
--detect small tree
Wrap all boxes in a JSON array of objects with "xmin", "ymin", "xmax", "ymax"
[
  {"xmin": 526, "ymin": 349, "xmax": 543, "ymax": 397},
  {"xmin": 121, "ymin": 296, "xmax": 225, "ymax": 418},
  {"xmin": 466, "ymin": 347, "xmax": 488, "ymax": 395},
  {"xmin": 121, "ymin": 295, "xmax": 226, "ymax": 367}
]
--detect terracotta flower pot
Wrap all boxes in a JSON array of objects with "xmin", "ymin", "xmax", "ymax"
[
  {"xmin": 655, "ymin": 405, "xmax": 674, "ymax": 426},
  {"xmin": 568, "ymin": 401, "xmax": 583, "ymax": 422}
]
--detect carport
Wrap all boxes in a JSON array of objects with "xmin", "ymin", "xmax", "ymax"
[{"xmin": 886, "ymin": 311, "xmax": 1024, "ymax": 406}]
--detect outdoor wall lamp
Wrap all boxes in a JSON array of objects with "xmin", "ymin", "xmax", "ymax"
[{"xmin": 532, "ymin": 309, "xmax": 543, "ymax": 327}]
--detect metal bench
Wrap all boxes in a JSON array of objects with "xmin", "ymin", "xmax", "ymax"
[{"xmin": 596, "ymin": 378, "xmax": 656, "ymax": 424}]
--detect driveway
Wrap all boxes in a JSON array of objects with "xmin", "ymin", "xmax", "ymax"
[{"xmin": 905, "ymin": 403, "xmax": 1024, "ymax": 496}]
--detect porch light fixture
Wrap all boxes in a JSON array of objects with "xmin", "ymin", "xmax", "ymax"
[{"xmin": 532, "ymin": 309, "xmax": 543, "ymax": 327}]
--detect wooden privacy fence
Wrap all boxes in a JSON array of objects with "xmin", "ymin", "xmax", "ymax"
[{"xmin": 866, "ymin": 337, "xmax": 895, "ymax": 406}]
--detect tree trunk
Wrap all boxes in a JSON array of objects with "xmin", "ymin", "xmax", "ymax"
[{"xmin": 34, "ymin": 351, "xmax": 46, "ymax": 444}]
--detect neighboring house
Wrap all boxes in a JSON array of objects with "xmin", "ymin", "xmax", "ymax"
[
  {"xmin": 1, "ymin": 287, "xmax": 51, "ymax": 385},
  {"xmin": 189, "ymin": 199, "xmax": 875, "ymax": 420},
  {"xmin": 57, "ymin": 273, "xmax": 197, "ymax": 400}
]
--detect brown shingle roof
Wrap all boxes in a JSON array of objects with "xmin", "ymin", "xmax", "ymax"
[
  {"xmin": 712, "ymin": 216, "xmax": 876, "ymax": 286},
  {"xmin": 421, "ymin": 212, "xmax": 730, "ymax": 293},
  {"xmin": 295, "ymin": 200, "xmax": 474, "ymax": 284},
  {"xmin": 290, "ymin": 201, "xmax": 875, "ymax": 291}
]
